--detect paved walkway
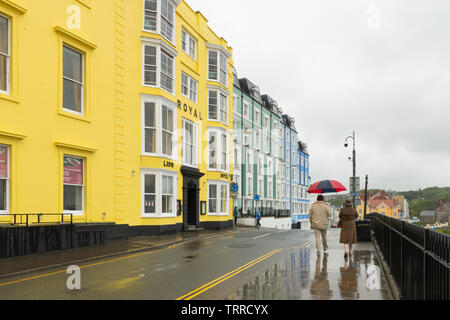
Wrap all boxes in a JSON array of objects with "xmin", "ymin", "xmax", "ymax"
[
  {"xmin": 0, "ymin": 227, "xmax": 394, "ymax": 300},
  {"xmin": 226, "ymin": 229, "xmax": 394, "ymax": 300},
  {"xmin": 0, "ymin": 227, "xmax": 254, "ymax": 278}
]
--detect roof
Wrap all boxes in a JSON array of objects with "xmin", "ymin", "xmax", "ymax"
[
  {"xmin": 238, "ymin": 78, "xmax": 263, "ymax": 104},
  {"xmin": 420, "ymin": 211, "xmax": 435, "ymax": 217}
]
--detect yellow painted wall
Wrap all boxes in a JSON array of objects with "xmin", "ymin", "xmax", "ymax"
[
  {"xmin": 0, "ymin": 0, "xmax": 115, "ymax": 224},
  {"xmin": 0, "ymin": 0, "xmax": 234, "ymax": 227}
]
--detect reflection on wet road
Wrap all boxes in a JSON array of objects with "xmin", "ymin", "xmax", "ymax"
[{"xmin": 227, "ymin": 244, "xmax": 393, "ymax": 300}]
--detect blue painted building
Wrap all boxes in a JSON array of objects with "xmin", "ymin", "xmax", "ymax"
[{"xmin": 292, "ymin": 141, "xmax": 311, "ymax": 229}]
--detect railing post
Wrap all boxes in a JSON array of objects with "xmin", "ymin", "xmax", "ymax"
[
  {"xmin": 400, "ymin": 220, "xmax": 404, "ymax": 297},
  {"xmin": 61, "ymin": 214, "xmax": 64, "ymax": 224},
  {"xmin": 71, "ymin": 214, "xmax": 73, "ymax": 225},
  {"xmin": 423, "ymin": 228, "xmax": 427, "ymax": 300},
  {"xmin": 26, "ymin": 214, "xmax": 28, "ymax": 227},
  {"xmin": 13, "ymin": 214, "xmax": 16, "ymax": 225}
]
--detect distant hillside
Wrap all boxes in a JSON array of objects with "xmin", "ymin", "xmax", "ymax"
[
  {"xmin": 397, "ymin": 187, "xmax": 450, "ymax": 218},
  {"xmin": 326, "ymin": 187, "xmax": 450, "ymax": 218}
]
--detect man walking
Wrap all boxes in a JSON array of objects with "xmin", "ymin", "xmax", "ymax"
[
  {"xmin": 256, "ymin": 207, "xmax": 261, "ymax": 229},
  {"xmin": 309, "ymin": 195, "xmax": 332, "ymax": 255}
]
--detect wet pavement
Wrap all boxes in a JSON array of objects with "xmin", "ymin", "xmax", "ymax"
[
  {"xmin": 0, "ymin": 228, "xmax": 394, "ymax": 300},
  {"xmin": 0, "ymin": 227, "xmax": 254, "ymax": 277},
  {"xmin": 226, "ymin": 230, "xmax": 393, "ymax": 300}
]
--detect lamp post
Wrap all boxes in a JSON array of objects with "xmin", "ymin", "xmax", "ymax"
[{"xmin": 345, "ymin": 131, "xmax": 357, "ymax": 209}]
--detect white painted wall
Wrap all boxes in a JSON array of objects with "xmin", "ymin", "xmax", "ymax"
[{"xmin": 237, "ymin": 217, "xmax": 293, "ymax": 229}]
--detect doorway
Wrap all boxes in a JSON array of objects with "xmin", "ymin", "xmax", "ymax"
[{"xmin": 187, "ymin": 183, "xmax": 198, "ymax": 226}]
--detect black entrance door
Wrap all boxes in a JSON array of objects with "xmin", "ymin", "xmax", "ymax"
[
  {"xmin": 187, "ymin": 184, "xmax": 198, "ymax": 226},
  {"xmin": 180, "ymin": 166, "xmax": 205, "ymax": 230}
]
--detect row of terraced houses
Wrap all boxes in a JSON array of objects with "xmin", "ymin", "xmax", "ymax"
[{"xmin": 0, "ymin": 0, "xmax": 312, "ymax": 237}]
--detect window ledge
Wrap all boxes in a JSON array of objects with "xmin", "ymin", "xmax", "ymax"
[
  {"xmin": 141, "ymin": 214, "xmax": 177, "ymax": 219},
  {"xmin": 57, "ymin": 111, "xmax": 91, "ymax": 123},
  {"xmin": 0, "ymin": 93, "xmax": 19, "ymax": 104},
  {"xmin": 0, "ymin": 0, "xmax": 27, "ymax": 14}
]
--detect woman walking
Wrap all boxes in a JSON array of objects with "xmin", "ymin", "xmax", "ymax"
[{"xmin": 339, "ymin": 199, "xmax": 359, "ymax": 257}]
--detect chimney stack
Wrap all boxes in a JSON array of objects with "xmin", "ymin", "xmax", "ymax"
[{"xmin": 439, "ymin": 201, "xmax": 444, "ymax": 211}]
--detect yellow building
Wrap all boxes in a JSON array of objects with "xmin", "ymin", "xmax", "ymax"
[
  {"xmin": 0, "ymin": 0, "xmax": 234, "ymax": 234},
  {"xmin": 356, "ymin": 191, "xmax": 400, "ymax": 220}
]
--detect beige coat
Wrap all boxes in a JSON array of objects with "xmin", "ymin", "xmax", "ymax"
[{"xmin": 309, "ymin": 201, "xmax": 332, "ymax": 230}]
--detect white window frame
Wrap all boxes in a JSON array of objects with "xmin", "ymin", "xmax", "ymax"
[
  {"xmin": 207, "ymin": 181, "xmax": 229, "ymax": 216},
  {"xmin": 0, "ymin": 144, "xmax": 9, "ymax": 213},
  {"xmin": 62, "ymin": 44, "xmax": 85, "ymax": 115},
  {"xmin": 207, "ymin": 86, "xmax": 229, "ymax": 125},
  {"xmin": 142, "ymin": 38, "xmax": 177, "ymax": 95},
  {"xmin": 207, "ymin": 127, "xmax": 229, "ymax": 173},
  {"xmin": 247, "ymin": 176, "xmax": 253, "ymax": 196},
  {"xmin": 141, "ymin": 168, "xmax": 177, "ymax": 218},
  {"xmin": 181, "ymin": 72, "xmax": 198, "ymax": 103},
  {"xmin": 181, "ymin": 28, "xmax": 197, "ymax": 60},
  {"xmin": 0, "ymin": 14, "xmax": 10, "ymax": 95},
  {"xmin": 206, "ymin": 44, "xmax": 230, "ymax": 87},
  {"xmin": 143, "ymin": 0, "xmax": 177, "ymax": 44},
  {"xmin": 63, "ymin": 155, "xmax": 85, "ymax": 216},
  {"xmin": 141, "ymin": 95, "xmax": 177, "ymax": 160},
  {"xmin": 182, "ymin": 118, "xmax": 198, "ymax": 168},
  {"xmin": 243, "ymin": 101, "xmax": 250, "ymax": 120}
]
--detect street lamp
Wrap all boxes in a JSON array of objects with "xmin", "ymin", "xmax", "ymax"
[{"xmin": 344, "ymin": 131, "xmax": 357, "ymax": 209}]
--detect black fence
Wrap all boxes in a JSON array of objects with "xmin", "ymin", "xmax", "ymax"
[
  {"xmin": 368, "ymin": 213, "xmax": 449, "ymax": 300},
  {"xmin": 0, "ymin": 213, "xmax": 73, "ymax": 227}
]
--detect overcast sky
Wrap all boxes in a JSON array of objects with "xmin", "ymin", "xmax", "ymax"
[{"xmin": 187, "ymin": 0, "xmax": 450, "ymax": 192}]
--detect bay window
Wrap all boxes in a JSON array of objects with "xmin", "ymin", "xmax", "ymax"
[
  {"xmin": 0, "ymin": 145, "xmax": 8, "ymax": 212},
  {"xmin": 208, "ymin": 88, "xmax": 228, "ymax": 124},
  {"xmin": 63, "ymin": 45, "xmax": 84, "ymax": 114},
  {"xmin": 207, "ymin": 46, "xmax": 229, "ymax": 87},
  {"xmin": 143, "ymin": 40, "xmax": 177, "ymax": 94},
  {"xmin": 0, "ymin": 15, "xmax": 9, "ymax": 94},
  {"xmin": 142, "ymin": 95, "xmax": 177, "ymax": 159},
  {"xmin": 63, "ymin": 156, "xmax": 84, "ymax": 214},
  {"xmin": 208, "ymin": 128, "xmax": 228, "ymax": 171},
  {"xmin": 161, "ymin": 175, "xmax": 174, "ymax": 214},
  {"xmin": 143, "ymin": 0, "xmax": 176, "ymax": 43},
  {"xmin": 182, "ymin": 119, "xmax": 198, "ymax": 167},
  {"xmin": 160, "ymin": 49, "xmax": 174, "ymax": 93},
  {"xmin": 208, "ymin": 182, "xmax": 229, "ymax": 215},
  {"xmin": 161, "ymin": 105, "xmax": 174, "ymax": 156},
  {"xmin": 142, "ymin": 169, "xmax": 177, "ymax": 217},
  {"xmin": 143, "ymin": 0, "xmax": 157, "ymax": 32}
]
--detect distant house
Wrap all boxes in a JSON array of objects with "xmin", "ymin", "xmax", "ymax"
[
  {"xmin": 419, "ymin": 201, "xmax": 450, "ymax": 224},
  {"xmin": 419, "ymin": 211, "xmax": 436, "ymax": 224},
  {"xmin": 357, "ymin": 190, "xmax": 401, "ymax": 220}
]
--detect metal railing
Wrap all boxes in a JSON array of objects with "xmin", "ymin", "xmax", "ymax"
[
  {"xmin": 0, "ymin": 213, "xmax": 74, "ymax": 227},
  {"xmin": 368, "ymin": 213, "xmax": 449, "ymax": 300}
]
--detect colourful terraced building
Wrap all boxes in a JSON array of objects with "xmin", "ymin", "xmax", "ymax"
[{"xmin": 0, "ymin": 0, "xmax": 235, "ymax": 234}]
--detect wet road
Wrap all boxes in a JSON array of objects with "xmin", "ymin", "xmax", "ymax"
[{"xmin": 0, "ymin": 228, "xmax": 393, "ymax": 300}]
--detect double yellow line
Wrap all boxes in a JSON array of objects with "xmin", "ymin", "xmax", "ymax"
[{"xmin": 176, "ymin": 248, "xmax": 281, "ymax": 300}]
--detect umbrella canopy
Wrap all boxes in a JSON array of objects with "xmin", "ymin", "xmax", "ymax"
[{"xmin": 307, "ymin": 180, "xmax": 347, "ymax": 194}]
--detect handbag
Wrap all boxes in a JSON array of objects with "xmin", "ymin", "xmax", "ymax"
[{"xmin": 337, "ymin": 220, "xmax": 343, "ymax": 228}]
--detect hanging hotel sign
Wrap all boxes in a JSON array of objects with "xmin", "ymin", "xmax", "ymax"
[
  {"xmin": 0, "ymin": 146, "xmax": 7, "ymax": 179},
  {"xmin": 64, "ymin": 156, "xmax": 84, "ymax": 185},
  {"xmin": 177, "ymin": 100, "xmax": 203, "ymax": 120}
]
